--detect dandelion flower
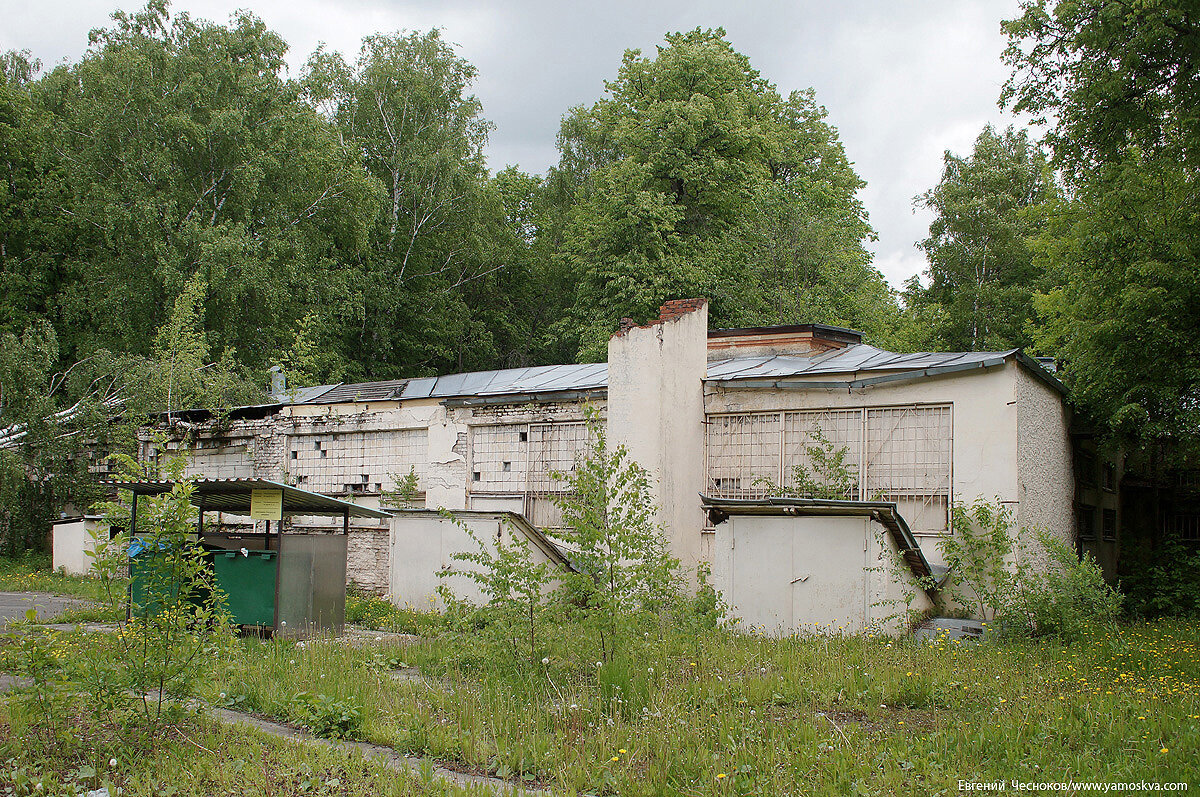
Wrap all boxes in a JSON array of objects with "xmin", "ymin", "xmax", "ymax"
[
  {"xmin": 619, "ymin": 748, "xmax": 627, "ymax": 754},
  {"xmin": 716, "ymin": 773, "xmax": 727, "ymax": 779},
  {"xmin": 542, "ymin": 657, "xmax": 550, "ymax": 665},
  {"xmin": 610, "ymin": 756, "xmax": 620, "ymax": 762}
]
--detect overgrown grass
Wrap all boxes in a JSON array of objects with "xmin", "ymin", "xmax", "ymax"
[
  {"xmin": 0, "ymin": 555, "xmax": 120, "ymax": 603},
  {"xmin": 0, "ymin": 698, "xmax": 491, "ymax": 796},
  {"xmin": 204, "ymin": 619, "xmax": 1200, "ymax": 795},
  {"xmin": 346, "ymin": 592, "xmax": 445, "ymax": 636},
  {"xmin": 4, "ymin": 606, "xmax": 1197, "ymax": 794}
]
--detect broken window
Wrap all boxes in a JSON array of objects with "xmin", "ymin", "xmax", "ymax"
[{"xmin": 467, "ymin": 420, "xmax": 590, "ymax": 529}]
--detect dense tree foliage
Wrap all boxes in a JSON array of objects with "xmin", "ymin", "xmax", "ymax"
[
  {"xmin": 1003, "ymin": 0, "xmax": 1200, "ymax": 445},
  {"xmin": 548, "ymin": 29, "xmax": 896, "ymax": 358},
  {"xmin": 903, "ymin": 126, "xmax": 1057, "ymax": 351}
]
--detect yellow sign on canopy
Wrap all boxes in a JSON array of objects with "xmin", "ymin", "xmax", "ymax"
[{"xmin": 250, "ymin": 489, "xmax": 283, "ymax": 521}]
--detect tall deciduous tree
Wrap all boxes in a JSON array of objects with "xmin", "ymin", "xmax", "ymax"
[
  {"xmin": 303, "ymin": 30, "xmax": 507, "ymax": 378},
  {"xmin": 552, "ymin": 29, "xmax": 894, "ymax": 358},
  {"xmin": 15, "ymin": 2, "xmax": 379, "ymax": 368},
  {"xmin": 907, "ymin": 125, "xmax": 1057, "ymax": 351},
  {"xmin": 1003, "ymin": 0, "xmax": 1200, "ymax": 445}
]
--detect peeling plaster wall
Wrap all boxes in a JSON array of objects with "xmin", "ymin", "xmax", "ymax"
[
  {"xmin": 346, "ymin": 527, "xmax": 391, "ymax": 596},
  {"xmin": 607, "ymin": 301, "xmax": 709, "ymax": 578}
]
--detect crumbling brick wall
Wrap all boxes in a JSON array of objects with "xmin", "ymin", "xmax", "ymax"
[{"xmin": 346, "ymin": 527, "xmax": 390, "ymax": 596}]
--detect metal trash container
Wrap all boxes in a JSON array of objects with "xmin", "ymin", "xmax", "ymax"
[{"xmin": 212, "ymin": 549, "xmax": 277, "ymax": 627}]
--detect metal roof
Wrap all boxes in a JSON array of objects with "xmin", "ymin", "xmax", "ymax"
[
  {"xmin": 400, "ymin": 362, "xmax": 608, "ymax": 400},
  {"xmin": 259, "ymin": 342, "xmax": 1061, "ymax": 409},
  {"xmin": 700, "ymin": 495, "xmax": 945, "ymax": 594},
  {"xmin": 707, "ymin": 345, "xmax": 1015, "ymax": 380},
  {"xmin": 706, "ymin": 345, "xmax": 1066, "ymax": 395},
  {"xmin": 99, "ymin": 478, "xmax": 392, "ymax": 519},
  {"xmin": 304, "ymin": 380, "xmax": 408, "ymax": 404},
  {"xmin": 271, "ymin": 363, "xmax": 609, "ymax": 406}
]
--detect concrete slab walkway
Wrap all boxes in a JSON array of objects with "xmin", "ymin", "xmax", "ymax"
[{"xmin": 0, "ymin": 591, "xmax": 82, "ymax": 627}]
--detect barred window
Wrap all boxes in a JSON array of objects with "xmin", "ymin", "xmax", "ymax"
[{"xmin": 705, "ymin": 404, "xmax": 953, "ymax": 533}]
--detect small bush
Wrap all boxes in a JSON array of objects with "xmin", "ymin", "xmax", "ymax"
[
  {"xmin": 290, "ymin": 691, "xmax": 363, "ymax": 739},
  {"xmin": 999, "ymin": 531, "xmax": 1122, "ymax": 644},
  {"xmin": 1118, "ymin": 536, "xmax": 1200, "ymax": 619}
]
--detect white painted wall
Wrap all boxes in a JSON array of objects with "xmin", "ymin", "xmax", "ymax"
[
  {"xmin": 607, "ymin": 302, "xmax": 709, "ymax": 580},
  {"xmin": 710, "ymin": 513, "xmax": 934, "ymax": 636},
  {"xmin": 51, "ymin": 517, "xmax": 105, "ymax": 575},
  {"xmin": 1016, "ymin": 367, "xmax": 1075, "ymax": 571},
  {"xmin": 388, "ymin": 511, "xmax": 565, "ymax": 610},
  {"xmin": 704, "ymin": 362, "xmax": 1038, "ymax": 567}
]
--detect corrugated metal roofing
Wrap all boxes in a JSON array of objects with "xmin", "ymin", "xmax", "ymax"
[
  {"xmin": 261, "ymin": 343, "xmax": 1051, "ymax": 408},
  {"xmin": 100, "ymin": 478, "xmax": 392, "ymax": 518},
  {"xmin": 382, "ymin": 363, "xmax": 608, "ymax": 401},
  {"xmin": 706, "ymin": 344, "xmax": 1019, "ymax": 381},
  {"xmin": 305, "ymin": 380, "xmax": 409, "ymax": 404}
]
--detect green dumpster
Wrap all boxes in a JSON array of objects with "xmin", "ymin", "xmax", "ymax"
[
  {"xmin": 128, "ymin": 543, "xmax": 212, "ymax": 617},
  {"xmin": 212, "ymin": 549, "xmax": 277, "ymax": 627}
]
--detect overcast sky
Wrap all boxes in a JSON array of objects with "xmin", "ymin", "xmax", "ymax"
[{"xmin": 2, "ymin": 0, "xmax": 1030, "ymax": 289}]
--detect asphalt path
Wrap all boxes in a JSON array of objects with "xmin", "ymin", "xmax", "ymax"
[{"xmin": 0, "ymin": 591, "xmax": 81, "ymax": 627}]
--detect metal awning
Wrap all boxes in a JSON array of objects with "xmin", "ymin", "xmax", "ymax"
[
  {"xmin": 700, "ymin": 495, "xmax": 946, "ymax": 594},
  {"xmin": 99, "ymin": 478, "xmax": 392, "ymax": 519}
]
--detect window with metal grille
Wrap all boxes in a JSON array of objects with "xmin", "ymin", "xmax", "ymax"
[
  {"xmin": 705, "ymin": 404, "xmax": 953, "ymax": 533},
  {"xmin": 1077, "ymin": 505, "xmax": 1096, "ymax": 541},
  {"xmin": 1167, "ymin": 512, "xmax": 1200, "ymax": 543},
  {"xmin": 467, "ymin": 421, "xmax": 590, "ymax": 529},
  {"xmin": 1101, "ymin": 508, "xmax": 1117, "ymax": 541},
  {"xmin": 289, "ymin": 428, "xmax": 427, "ymax": 496}
]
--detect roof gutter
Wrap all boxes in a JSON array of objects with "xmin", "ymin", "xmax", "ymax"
[{"xmin": 441, "ymin": 388, "xmax": 606, "ymax": 408}]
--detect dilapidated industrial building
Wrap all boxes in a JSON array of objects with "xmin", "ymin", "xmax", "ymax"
[{"xmin": 148, "ymin": 298, "xmax": 1082, "ymax": 632}]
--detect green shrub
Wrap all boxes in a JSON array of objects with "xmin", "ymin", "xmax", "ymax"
[
  {"xmin": 1118, "ymin": 536, "xmax": 1200, "ymax": 619},
  {"xmin": 999, "ymin": 531, "xmax": 1122, "ymax": 644},
  {"xmin": 344, "ymin": 593, "xmax": 443, "ymax": 636}
]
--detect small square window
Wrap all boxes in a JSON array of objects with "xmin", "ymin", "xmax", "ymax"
[
  {"xmin": 472, "ymin": 471, "xmax": 481, "ymax": 482},
  {"xmin": 519, "ymin": 431, "xmax": 528, "ymax": 442},
  {"xmin": 502, "ymin": 461, "xmax": 511, "ymax": 472},
  {"xmin": 320, "ymin": 449, "xmax": 327, "ymax": 458},
  {"xmin": 290, "ymin": 451, "xmax": 298, "ymax": 460},
  {"xmin": 314, "ymin": 441, "xmax": 322, "ymax": 450}
]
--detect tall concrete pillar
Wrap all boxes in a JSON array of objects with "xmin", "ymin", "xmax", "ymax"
[{"xmin": 607, "ymin": 299, "xmax": 709, "ymax": 580}]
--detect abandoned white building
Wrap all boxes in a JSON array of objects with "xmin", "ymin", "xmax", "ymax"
[{"xmin": 144, "ymin": 298, "xmax": 1078, "ymax": 632}]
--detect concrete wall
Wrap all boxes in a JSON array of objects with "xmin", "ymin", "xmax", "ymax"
[
  {"xmin": 388, "ymin": 511, "xmax": 565, "ymax": 610},
  {"xmin": 1016, "ymin": 367, "xmax": 1078, "ymax": 572},
  {"xmin": 607, "ymin": 300, "xmax": 709, "ymax": 579},
  {"xmin": 51, "ymin": 517, "xmax": 105, "ymax": 576},
  {"xmin": 710, "ymin": 513, "xmax": 934, "ymax": 635}
]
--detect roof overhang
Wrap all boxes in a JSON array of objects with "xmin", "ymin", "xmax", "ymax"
[
  {"xmin": 700, "ymin": 495, "xmax": 945, "ymax": 594},
  {"xmin": 441, "ymin": 388, "xmax": 607, "ymax": 408},
  {"xmin": 99, "ymin": 478, "xmax": 392, "ymax": 519}
]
